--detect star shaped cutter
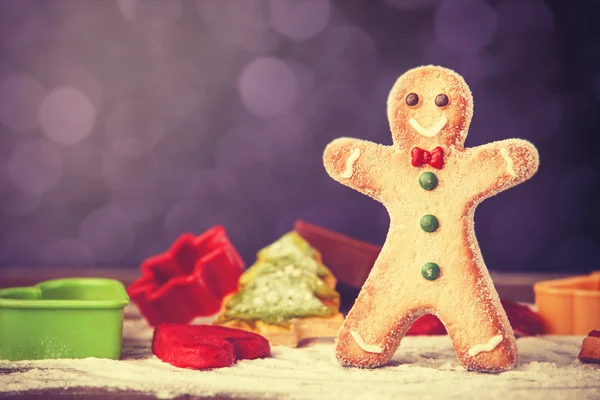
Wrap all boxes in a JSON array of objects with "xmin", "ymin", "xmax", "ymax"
[{"xmin": 127, "ymin": 226, "xmax": 244, "ymax": 326}]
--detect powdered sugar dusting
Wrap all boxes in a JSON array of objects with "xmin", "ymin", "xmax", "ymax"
[{"xmin": 0, "ymin": 309, "xmax": 598, "ymax": 399}]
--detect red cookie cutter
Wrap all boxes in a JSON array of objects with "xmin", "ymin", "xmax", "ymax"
[
  {"xmin": 128, "ymin": 226, "xmax": 244, "ymax": 326},
  {"xmin": 294, "ymin": 220, "xmax": 380, "ymax": 289}
]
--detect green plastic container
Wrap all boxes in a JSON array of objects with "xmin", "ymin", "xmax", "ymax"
[{"xmin": 0, "ymin": 278, "xmax": 130, "ymax": 361}]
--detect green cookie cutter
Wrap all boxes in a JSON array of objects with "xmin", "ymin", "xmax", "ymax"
[{"xmin": 0, "ymin": 278, "xmax": 130, "ymax": 361}]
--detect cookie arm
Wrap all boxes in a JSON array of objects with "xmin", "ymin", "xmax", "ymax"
[
  {"xmin": 323, "ymin": 138, "xmax": 389, "ymax": 202},
  {"xmin": 463, "ymin": 139, "xmax": 539, "ymax": 202}
]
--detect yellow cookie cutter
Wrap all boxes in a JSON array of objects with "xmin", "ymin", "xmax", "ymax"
[{"xmin": 533, "ymin": 271, "xmax": 600, "ymax": 335}]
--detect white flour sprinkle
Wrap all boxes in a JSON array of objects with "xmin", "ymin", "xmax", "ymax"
[{"xmin": 0, "ymin": 306, "xmax": 598, "ymax": 400}]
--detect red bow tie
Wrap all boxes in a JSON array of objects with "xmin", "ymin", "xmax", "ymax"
[{"xmin": 411, "ymin": 147, "xmax": 444, "ymax": 169}]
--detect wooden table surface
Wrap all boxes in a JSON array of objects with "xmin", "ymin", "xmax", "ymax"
[{"xmin": 0, "ymin": 267, "xmax": 571, "ymax": 399}]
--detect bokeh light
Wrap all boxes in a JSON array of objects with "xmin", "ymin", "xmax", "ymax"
[
  {"xmin": 0, "ymin": 0, "xmax": 594, "ymax": 274},
  {"xmin": 39, "ymin": 87, "xmax": 96, "ymax": 145},
  {"xmin": 238, "ymin": 57, "xmax": 298, "ymax": 117},
  {"xmin": 48, "ymin": 65, "xmax": 104, "ymax": 109},
  {"xmin": 269, "ymin": 0, "xmax": 331, "ymax": 41}
]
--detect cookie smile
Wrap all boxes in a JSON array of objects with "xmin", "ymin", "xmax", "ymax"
[{"xmin": 409, "ymin": 117, "xmax": 448, "ymax": 137}]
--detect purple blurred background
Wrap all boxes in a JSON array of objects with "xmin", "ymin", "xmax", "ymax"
[{"xmin": 0, "ymin": 0, "xmax": 597, "ymax": 273}]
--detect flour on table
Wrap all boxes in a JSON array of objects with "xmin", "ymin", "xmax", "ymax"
[{"xmin": 1, "ymin": 306, "xmax": 598, "ymax": 400}]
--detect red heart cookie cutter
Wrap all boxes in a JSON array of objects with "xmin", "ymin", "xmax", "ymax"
[
  {"xmin": 128, "ymin": 226, "xmax": 244, "ymax": 326},
  {"xmin": 152, "ymin": 324, "xmax": 271, "ymax": 369}
]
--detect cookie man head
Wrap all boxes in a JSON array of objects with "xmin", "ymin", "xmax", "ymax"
[{"xmin": 387, "ymin": 65, "xmax": 473, "ymax": 150}]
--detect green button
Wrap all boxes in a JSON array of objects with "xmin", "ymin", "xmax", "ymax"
[
  {"xmin": 420, "ymin": 214, "xmax": 439, "ymax": 232},
  {"xmin": 419, "ymin": 172, "xmax": 438, "ymax": 190},
  {"xmin": 422, "ymin": 262, "xmax": 440, "ymax": 281}
]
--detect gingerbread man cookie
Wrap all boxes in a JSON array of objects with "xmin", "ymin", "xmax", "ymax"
[{"xmin": 323, "ymin": 65, "xmax": 539, "ymax": 373}]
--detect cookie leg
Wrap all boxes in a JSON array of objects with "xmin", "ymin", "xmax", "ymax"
[
  {"xmin": 335, "ymin": 276, "xmax": 424, "ymax": 368},
  {"xmin": 436, "ymin": 274, "xmax": 517, "ymax": 373}
]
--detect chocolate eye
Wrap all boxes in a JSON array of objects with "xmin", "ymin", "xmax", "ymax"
[
  {"xmin": 435, "ymin": 93, "xmax": 449, "ymax": 107},
  {"xmin": 405, "ymin": 93, "xmax": 419, "ymax": 106}
]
